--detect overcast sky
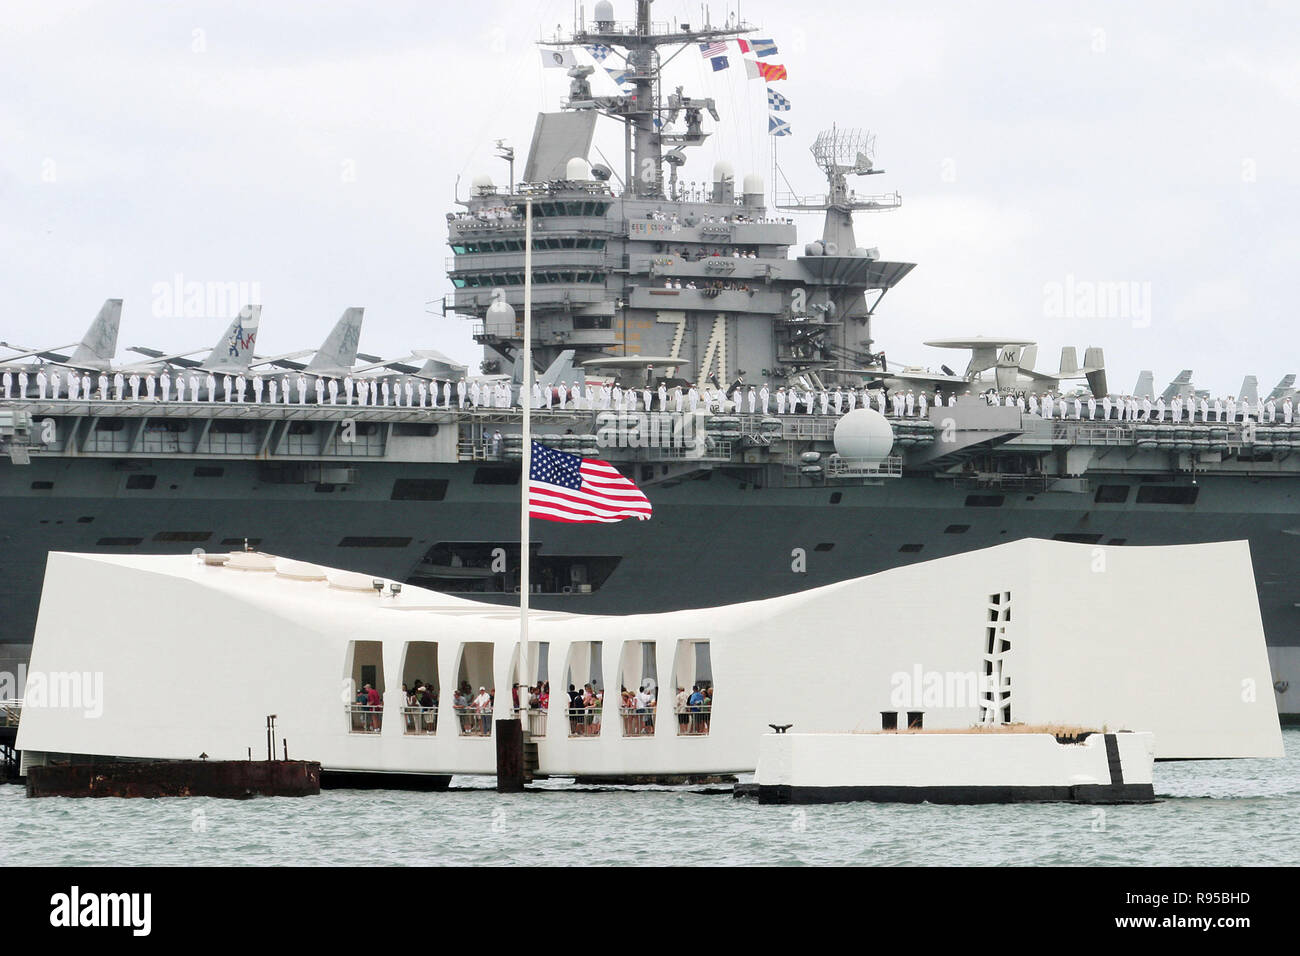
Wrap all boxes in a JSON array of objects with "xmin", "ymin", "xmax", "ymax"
[{"xmin": 2, "ymin": 0, "xmax": 1296, "ymax": 394}]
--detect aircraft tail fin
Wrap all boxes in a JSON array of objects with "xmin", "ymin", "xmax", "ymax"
[
  {"xmin": 1160, "ymin": 370, "xmax": 1193, "ymax": 404},
  {"xmin": 1238, "ymin": 375, "xmax": 1259, "ymax": 406},
  {"xmin": 68, "ymin": 298, "xmax": 123, "ymax": 370},
  {"xmin": 305, "ymin": 307, "xmax": 364, "ymax": 375},
  {"xmin": 1267, "ymin": 374, "xmax": 1296, "ymax": 402},
  {"xmin": 1057, "ymin": 346, "xmax": 1078, "ymax": 376},
  {"xmin": 202, "ymin": 305, "xmax": 260, "ymax": 372},
  {"xmin": 538, "ymin": 349, "xmax": 583, "ymax": 389},
  {"xmin": 1133, "ymin": 370, "xmax": 1155, "ymax": 400}
]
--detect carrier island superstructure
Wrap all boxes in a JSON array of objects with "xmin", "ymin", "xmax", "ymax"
[{"xmin": 0, "ymin": 1, "xmax": 1296, "ymax": 715}]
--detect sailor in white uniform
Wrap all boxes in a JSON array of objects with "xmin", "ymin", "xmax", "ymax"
[
  {"xmin": 232, "ymin": 374, "xmax": 244, "ymax": 403},
  {"xmin": 443, "ymin": 381, "xmax": 452, "ymax": 408},
  {"xmin": 327, "ymin": 377, "xmax": 338, "ymax": 405},
  {"xmin": 143, "ymin": 373, "xmax": 154, "ymax": 401},
  {"xmin": 68, "ymin": 371, "xmax": 80, "ymax": 401},
  {"xmin": 206, "ymin": 373, "xmax": 217, "ymax": 402},
  {"xmin": 1198, "ymin": 397, "xmax": 1207, "ymax": 422},
  {"xmin": 267, "ymin": 378, "xmax": 277, "ymax": 404},
  {"xmin": 34, "ymin": 370, "xmax": 47, "ymax": 400},
  {"xmin": 1225, "ymin": 396, "xmax": 1236, "ymax": 423},
  {"xmin": 252, "ymin": 374, "xmax": 263, "ymax": 404},
  {"xmin": 1087, "ymin": 396, "xmax": 1096, "ymax": 419},
  {"xmin": 48, "ymin": 370, "xmax": 61, "ymax": 400},
  {"xmin": 220, "ymin": 374, "xmax": 231, "ymax": 402},
  {"xmin": 846, "ymin": 388, "xmax": 857, "ymax": 413},
  {"xmin": 379, "ymin": 380, "xmax": 390, "ymax": 406},
  {"xmin": 1, "ymin": 371, "xmax": 9, "ymax": 399},
  {"xmin": 1171, "ymin": 396, "xmax": 1181, "ymax": 423},
  {"xmin": 279, "ymin": 375, "xmax": 291, "ymax": 404},
  {"xmin": 97, "ymin": 372, "xmax": 108, "ymax": 401},
  {"xmin": 159, "ymin": 371, "xmax": 171, "ymax": 402},
  {"xmin": 404, "ymin": 381, "xmax": 414, "ymax": 407},
  {"xmin": 294, "ymin": 374, "xmax": 305, "ymax": 405},
  {"xmin": 917, "ymin": 391, "xmax": 928, "ymax": 417},
  {"xmin": 1284, "ymin": 398, "xmax": 1294, "ymax": 424},
  {"xmin": 904, "ymin": 391, "xmax": 915, "ymax": 417},
  {"xmin": 111, "ymin": 371, "xmax": 123, "ymax": 400},
  {"xmin": 177, "ymin": 373, "xmax": 189, "ymax": 402}
]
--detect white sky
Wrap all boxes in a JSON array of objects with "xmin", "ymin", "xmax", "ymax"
[{"xmin": 2, "ymin": 0, "xmax": 1296, "ymax": 395}]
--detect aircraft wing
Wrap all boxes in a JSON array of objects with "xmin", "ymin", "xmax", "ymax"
[
  {"xmin": 0, "ymin": 343, "xmax": 78, "ymax": 363},
  {"xmin": 125, "ymin": 347, "xmax": 207, "ymax": 366},
  {"xmin": 351, "ymin": 356, "xmax": 419, "ymax": 375},
  {"xmin": 249, "ymin": 350, "xmax": 315, "ymax": 369},
  {"xmin": 860, "ymin": 369, "xmax": 968, "ymax": 387}
]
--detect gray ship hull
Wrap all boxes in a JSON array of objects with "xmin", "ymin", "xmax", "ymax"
[{"xmin": 3, "ymin": 456, "xmax": 1297, "ymax": 648}]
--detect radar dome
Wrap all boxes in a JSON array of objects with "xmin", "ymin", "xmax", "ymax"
[
  {"xmin": 471, "ymin": 173, "xmax": 495, "ymax": 195},
  {"xmin": 804, "ymin": 240, "xmax": 825, "ymax": 257},
  {"xmin": 565, "ymin": 157, "xmax": 592, "ymax": 180},
  {"xmin": 593, "ymin": 0, "xmax": 615, "ymax": 22},
  {"xmin": 742, "ymin": 173, "xmax": 764, "ymax": 194},
  {"xmin": 823, "ymin": 240, "xmax": 839, "ymax": 256},
  {"xmin": 833, "ymin": 408, "xmax": 895, "ymax": 462},
  {"xmin": 712, "ymin": 160, "xmax": 734, "ymax": 182},
  {"xmin": 486, "ymin": 296, "xmax": 516, "ymax": 322}
]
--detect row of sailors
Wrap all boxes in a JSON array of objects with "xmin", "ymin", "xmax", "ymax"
[
  {"xmin": 7, "ymin": 366, "xmax": 1297, "ymax": 424},
  {"xmin": 0, "ymin": 367, "xmax": 473, "ymax": 408},
  {"xmin": 981, "ymin": 390, "xmax": 1298, "ymax": 424}
]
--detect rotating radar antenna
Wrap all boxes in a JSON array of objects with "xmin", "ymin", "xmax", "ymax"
[{"xmin": 811, "ymin": 126, "xmax": 878, "ymax": 181}]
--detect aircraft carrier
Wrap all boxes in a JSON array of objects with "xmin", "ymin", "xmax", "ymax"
[{"xmin": 1, "ymin": 1, "xmax": 1296, "ymax": 715}]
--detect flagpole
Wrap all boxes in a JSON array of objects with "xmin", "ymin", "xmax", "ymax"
[{"xmin": 518, "ymin": 197, "xmax": 533, "ymax": 735}]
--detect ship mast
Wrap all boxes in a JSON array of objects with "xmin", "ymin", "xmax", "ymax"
[{"xmin": 548, "ymin": 0, "xmax": 755, "ymax": 199}]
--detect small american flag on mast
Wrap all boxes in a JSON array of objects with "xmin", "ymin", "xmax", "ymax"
[{"xmin": 528, "ymin": 442, "xmax": 652, "ymax": 523}]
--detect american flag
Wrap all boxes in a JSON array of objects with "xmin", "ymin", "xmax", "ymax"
[
  {"xmin": 528, "ymin": 442, "xmax": 652, "ymax": 524},
  {"xmin": 699, "ymin": 40, "xmax": 727, "ymax": 59}
]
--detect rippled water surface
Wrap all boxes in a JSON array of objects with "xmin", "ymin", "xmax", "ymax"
[{"xmin": 2, "ymin": 730, "xmax": 1296, "ymax": 866}]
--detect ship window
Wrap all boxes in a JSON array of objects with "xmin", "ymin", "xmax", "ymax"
[
  {"xmin": 211, "ymin": 421, "xmax": 251, "ymax": 434},
  {"xmin": 393, "ymin": 423, "xmax": 437, "ymax": 437},
  {"xmin": 95, "ymin": 418, "xmax": 125, "ymax": 432},
  {"xmin": 814, "ymin": 543, "xmax": 835, "ymax": 552},
  {"xmin": 473, "ymin": 467, "xmax": 519, "ymax": 485},
  {"xmin": 1094, "ymin": 485, "xmax": 1130, "ymax": 503},
  {"xmin": 97, "ymin": 537, "xmax": 142, "ymax": 546},
  {"xmin": 288, "ymin": 422, "xmax": 314, "ymax": 435},
  {"xmin": 944, "ymin": 524, "xmax": 970, "ymax": 534},
  {"xmin": 964, "ymin": 494, "xmax": 1004, "ymax": 507},
  {"xmin": 1107, "ymin": 538, "xmax": 1127, "ymax": 546},
  {"xmin": 1135, "ymin": 486, "xmax": 1199, "ymax": 505},
  {"xmin": 829, "ymin": 492, "xmax": 843, "ymax": 504},
  {"xmin": 152, "ymin": 531, "xmax": 212, "ymax": 542},
  {"xmin": 899, "ymin": 543, "xmax": 924, "ymax": 553},
  {"xmin": 125, "ymin": 474, "xmax": 157, "ymax": 490},
  {"xmin": 77, "ymin": 516, "xmax": 94, "ymax": 523},
  {"xmin": 30, "ymin": 481, "xmax": 53, "ymax": 490},
  {"xmin": 221, "ymin": 537, "xmax": 262, "ymax": 547},
  {"xmin": 193, "ymin": 466, "xmax": 224, "ymax": 478},
  {"xmin": 391, "ymin": 478, "xmax": 449, "ymax": 501},
  {"xmin": 1052, "ymin": 532, "xmax": 1104, "ymax": 544},
  {"xmin": 339, "ymin": 536, "xmax": 413, "ymax": 548}
]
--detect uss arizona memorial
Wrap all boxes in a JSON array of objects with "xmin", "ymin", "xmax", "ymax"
[{"xmin": 16, "ymin": 538, "xmax": 1283, "ymax": 780}]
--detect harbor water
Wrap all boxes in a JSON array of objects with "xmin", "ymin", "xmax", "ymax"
[{"xmin": 1, "ymin": 729, "xmax": 1296, "ymax": 867}]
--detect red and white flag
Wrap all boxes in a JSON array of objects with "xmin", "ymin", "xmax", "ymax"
[{"xmin": 528, "ymin": 441, "xmax": 652, "ymax": 524}]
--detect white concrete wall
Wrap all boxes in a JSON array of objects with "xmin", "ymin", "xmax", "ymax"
[
  {"xmin": 755, "ymin": 732, "xmax": 1155, "ymax": 789},
  {"xmin": 16, "ymin": 539, "xmax": 1284, "ymax": 778}
]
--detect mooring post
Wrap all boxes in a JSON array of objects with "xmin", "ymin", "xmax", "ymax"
[{"xmin": 495, "ymin": 718, "xmax": 524, "ymax": 792}]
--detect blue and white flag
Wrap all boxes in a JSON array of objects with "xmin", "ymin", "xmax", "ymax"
[
  {"xmin": 605, "ymin": 65, "xmax": 632, "ymax": 87},
  {"xmin": 767, "ymin": 87, "xmax": 791, "ymax": 111},
  {"xmin": 768, "ymin": 114, "xmax": 792, "ymax": 136},
  {"xmin": 585, "ymin": 43, "xmax": 614, "ymax": 63},
  {"xmin": 752, "ymin": 38, "xmax": 779, "ymax": 57}
]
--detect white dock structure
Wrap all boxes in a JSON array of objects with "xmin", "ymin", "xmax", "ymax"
[{"xmin": 16, "ymin": 538, "xmax": 1283, "ymax": 781}]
